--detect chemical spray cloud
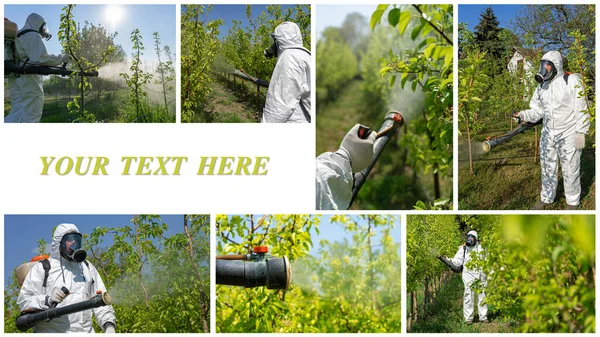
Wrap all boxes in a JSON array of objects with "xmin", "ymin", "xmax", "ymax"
[
  {"xmin": 97, "ymin": 61, "xmax": 175, "ymax": 109},
  {"xmin": 107, "ymin": 259, "xmax": 207, "ymax": 305}
]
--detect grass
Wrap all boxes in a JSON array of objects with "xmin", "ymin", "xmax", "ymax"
[
  {"xmin": 409, "ymin": 275, "xmax": 517, "ymax": 333},
  {"xmin": 5, "ymin": 89, "xmax": 175, "ymax": 123},
  {"xmin": 190, "ymin": 74, "xmax": 266, "ymax": 123},
  {"xmin": 459, "ymin": 114, "xmax": 595, "ymax": 210},
  {"xmin": 317, "ymin": 79, "xmax": 451, "ymax": 209}
]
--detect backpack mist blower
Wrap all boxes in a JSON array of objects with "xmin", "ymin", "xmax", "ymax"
[
  {"xmin": 14, "ymin": 255, "xmax": 112, "ymax": 332},
  {"xmin": 4, "ymin": 18, "xmax": 98, "ymax": 78},
  {"xmin": 216, "ymin": 246, "xmax": 291, "ymax": 290}
]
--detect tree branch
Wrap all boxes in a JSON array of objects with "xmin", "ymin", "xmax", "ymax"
[{"xmin": 412, "ymin": 5, "xmax": 453, "ymax": 46}]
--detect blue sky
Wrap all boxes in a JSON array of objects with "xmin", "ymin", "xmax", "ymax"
[
  {"xmin": 191, "ymin": 5, "xmax": 303, "ymax": 40},
  {"xmin": 4, "ymin": 214, "xmax": 185, "ymax": 284},
  {"xmin": 316, "ymin": 5, "xmax": 376, "ymax": 40},
  {"xmin": 219, "ymin": 214, "xmax": 401, "ymax": 258},
  {"xmin": 459, "ymin": 5, "xmax": 525, "ymax": 32},
  {"xmin": 5, "ymin": 5, "xmax": 176, "ymax": 63}
]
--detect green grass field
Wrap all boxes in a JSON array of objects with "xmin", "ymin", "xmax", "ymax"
[
  {"xmin": 409, "ymin": 275, "xmax": 517, "ymax": 333},
  {"xmin": 5, "ymin": 89, "xmax": 175, "ymax": 123},
  {"xmin": 195, "ymin": 75, "xmax": 265, "ymax": 123},
  {"xmin": 459, "ymin": 114, "xmax": 595, "ymax": 210}
]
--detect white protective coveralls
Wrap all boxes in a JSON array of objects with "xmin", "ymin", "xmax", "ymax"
[
  {"xmin": 316, "ymin": 124, "xmax": 376, "ymax": 210},
  {"xmin": 448, "ymin": 231, "xmax": 487, "ymax": 323},
  {"xmin": 17, "ymin": 224, "xmax": 116, "ymax": 333},
  {"xmin": 261, "ymin": 22, "xmax": 311, "ymax": 123},
  {"xmin": 5, "ymin": 13, "xmax": 67, "ymax": 123},
  {"xmin": 517, "ymin": 51, "xmax": 590, "ymax": 206}
]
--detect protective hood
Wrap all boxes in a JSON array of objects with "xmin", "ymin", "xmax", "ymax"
[
  {"xmin": 20, "ymin": 13, "xmax": 51, "ymax": 40},
  {"xmin": 541, "ymin": 51, "xmax": 564, "ymax": 78},
  {"xmin": 271, "ymin": 22, "xmax": 306, "ymax": 55},
  {"xmin": 51, "ymin": 223, "xmax": 81, "ymax": 260},
  {"xmin": 22, "ymin": 13, "xmax": 45, "ymax": 32},
  {"xmin": 467, "ymin": 230, "xmax": 478, "ymax": 241}
]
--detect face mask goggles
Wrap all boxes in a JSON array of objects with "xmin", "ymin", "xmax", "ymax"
[
  {"xmin": 264, "ymin": 35, "xmax": 278, "ymax": 59},
  {"xmin": 60, "ymin": 232, "xmax": 87, "ymax": 263},
  {"xmin": 466, "ymin": 234, "xmax": 477, "ymax": 247},
  {"xmin": 534, "ymin": 59, "xmax": 557, "ymax": 84}
]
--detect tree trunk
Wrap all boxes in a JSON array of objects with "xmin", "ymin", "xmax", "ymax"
[{"xmin": 466, "ymin": 110, "xmax": 473, "ymax": 173}]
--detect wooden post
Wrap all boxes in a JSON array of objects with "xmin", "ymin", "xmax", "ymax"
[
  {"xmin": 412, "ymin": 291, "xmax": 418, "ymax": 323},
  {"xmin": 408, "ymin": 292, "xmax": 413, "ymax": 330}
]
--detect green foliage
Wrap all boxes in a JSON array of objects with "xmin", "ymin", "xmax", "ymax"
[
  {"xmin": 567, "ymin": 29, "xmax": 596, "ymax": 146},
  {"xmin": 181, "ymin": 5, "xmax": 223, "ymax": 122},
  {"xmin": 409, "ymin": 215, "xmax": 595, "ymax": 332},
  {"xmin": 153, "ymin": 32, "xmax": 176, "ymax": 114},
  {"xmin": 120, "ymin": 29, "xmax": 153, "ymax": 121},
  {"xmin": 4, "ymin": 215, "xmax": 210, "ymax": 333},
  {"xmin": 407, "ymin": 215, "xmax": 461, "ymax": 293},
  {"xmin": 58, "ymin": 5, "xmax": 115, "ymax": 122},
  {"xmin": 216, "ymin": 214, "xmax": 400, "ymax": 332},
  {"xmin": 474, "ymin": 6, "xmax": 503, "ymax": 60},
  {"xmin": 316, "ymin": 27, "xmax": 358, "ymax": 105},
  {"xmin": 458, "ymin": 22, "xmax": 477, "ymax": 59},
  {"xmin": 373, "ymin": 4, "xmax": 453, "ymax": 201},
  {"xmin": 468, "ymin": 215, "xmax": 595, "ymax": 332},
  {"xmin": 511, "ymin": 5, "xmax": 595, "ymax": 69}
]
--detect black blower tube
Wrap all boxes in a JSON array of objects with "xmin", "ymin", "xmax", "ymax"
[
  {"xmin": 216, "ymin": 257, "xmax": 291, "ymax": 290},
  {"xmin": 482, "ymin": 119, "xmax": 543, "ymax": 152},
  {"xmin": 5, "ymin": 63, "xmax": 99, "ymax": 77},
  {"xmin": 349, "ymin": 111, "xmax": 404, "ymax": 208},
  {"xmin": 437, "ymin": 256, "xmax": 463, "ymax": 273},
  {"xmin": 16, "ymin": 292, "xmax": 112, "ymax": 332}
]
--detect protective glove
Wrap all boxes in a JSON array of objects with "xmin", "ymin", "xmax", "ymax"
[
  {"xmin": 48, "ymin": 287, "xmax": 67, "ymax": 305},
  {"xmin": 512, "ymin": 111, "xmax": 522, "ymax": 124},
  {"xmin": 336, "ymin": 124, "xmax": 376, "ymax": 173},
  {"xmin": 104, "ymin": 323, "xmax": 116, "ymax": 333},
  {"xmin": 61, "ymin": 54, "xmax": 71, "ymax": 64},
  {"xmin": 575, "ymin": 133, "xmax": 585, "ymax": 150}
]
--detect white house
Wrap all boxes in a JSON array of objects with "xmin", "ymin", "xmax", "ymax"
[{"xmin": 507, "ymin": 46, "xmax": 537, "ymax": 79}]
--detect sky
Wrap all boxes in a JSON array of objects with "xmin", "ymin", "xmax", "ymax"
[
  {"xmin": 309, "ymin": 215, "xmax": 401, "ymax": 257},
  {"xmin": 316, "ymin": 4, "xmax": 375, "ymax": 40},
  {"xmin": 4, "ymin": 214, "xmax": 185, "ymax": 284},
  {"xmin": 459, "ymin": 5, "xmax": 525, "ymax": 32},
  {"xmin": 219, "ymin": 214, "xmax": 401, "ymax": 258},
  {"xmin": 194, "ymin": 5, "xmax": 303, "ymax": 40},
  {"xmin": 5, "ymin": 5, "xmax": 176, "ymax": 63}
]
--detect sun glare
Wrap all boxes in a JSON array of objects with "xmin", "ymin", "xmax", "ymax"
[{"xmin": 104, "ymin": 5, "xmax": 124, "ymax": 30}]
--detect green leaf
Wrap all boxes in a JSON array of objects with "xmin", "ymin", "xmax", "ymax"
[
  {"xmin": 389, "ymin": 75, "xmax": 397, "ymax": 87},
  {"xmin": 444, "ymin": 50, "xmax": 453, "ymax": 68},
  {"xmin": 401, "ymin": 73, "xmax": 409, "ymax": 89},
  {"xmin": 370, "ymin": 5, "xmax": 389, "ymax": 31},
  {"xmin": 388, "ymin": 8, "xmax": 400, "ymax": 27},
  {"xmin": 398, "ymin": 11, "xmax": 411, "ymax": 35},
  {"xmin": 424, "ymin": 44, "xmax": 436, "ymax": 59},
  {"xmin": 379, "ymin": 66, "xmax": 392, "ymax": 76},
  {"xmin": 411, "ymin": 19, "xmax": 424, "ymax": 40}
]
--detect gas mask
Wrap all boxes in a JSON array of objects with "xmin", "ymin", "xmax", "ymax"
[
  {"xmin": 264, "ymin": 35, "xmax": 278, "ymax": 59},
  {"xmin": 60, "ymin": 232, "xmax": 87, "ymax": 263},
  {"xmin": 466, "ymin": 234, "xmax": 477, "ymax": 247},
  {"xmin": 534, "ymin": 59, "xmax": 557, "ymax": 84},
  {"xmin": 39, "ymin": 22, "xmax": 52, "ymax": 41}
]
